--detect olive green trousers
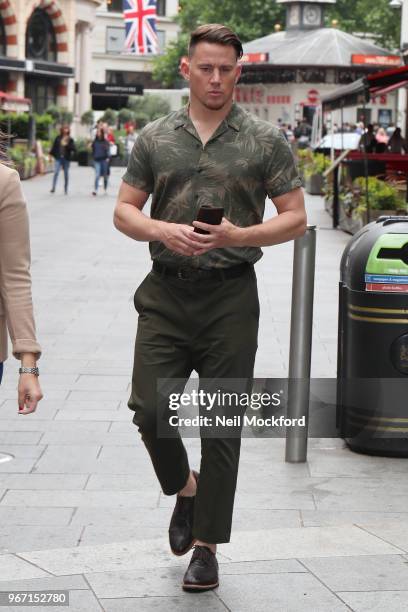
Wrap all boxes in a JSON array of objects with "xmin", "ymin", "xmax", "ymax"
[{"xmin": 128, "ymin": 264, "xmax": 259, "ymax": 543}]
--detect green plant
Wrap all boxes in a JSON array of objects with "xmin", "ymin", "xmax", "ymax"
[
  {"xmin": 75, "ymin": 137, "xmax": 91, "ymax": 153},
  {"xmin": 8, "ymin": 144, "xmax": 25, "ymax": 165},
  {"xmin": 303, "ymin": 152, "xmax": 328, "ymax": 179},
  {"xmin": 0, "ymin": 112, "xmax": 53, "ymax": 140},
  {"xmin": 100, "ymin": 108, "xmax": 117, "ymax": 126},
  {"xmin": 23, "ymin": 156, "xmax": 36, "ymax": 172},
  {"xmin": 127, "ymin": 94, "xmax": 171, "ymax": 123},
  {"xmin": 35, "ymin": 114, "xmax": 53, "ymax": 139},
  {"xmin": 81, "ymin": 110, "xmax": 94, "ymax": 126},
  {"xmin": 296, "ymin": 149, "xmax": 312, "ymax": 178},
  {"xmin": 45, "ymin": 105, "xmax": 73, "ymax": 125},
  {"xmin": 118, "ymin": 108, "xmax": 134, "ymax": 126},
  {"xmin": 322, "ymin": 178, "xmax": 333, "ymax": 201},
  {"xmin": 130, "ymin": 111, "xmax": 150, "ymax": 129},
  {"xmin": 343, "ymin": 176, "xmax": 407, "ymax": 219}
]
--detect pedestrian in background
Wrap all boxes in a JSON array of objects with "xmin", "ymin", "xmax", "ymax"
[
  {"xmin": 375, "ymin": 127, "xmax": 388, "ymax": 153},
  {"xmin": 0, "ymin": 130, "xmax": 43, "ymax": 412},
  {"xmin": 125, "ymin": 123, "xmax": 138, "ymax": 164},
  {"xmin": 106, "ymin": 126, "xmax": 117, "ymax": 178},
  {"xmin": 388, "ymin": 127, "xmax": 407, "ymax": 154},
  {"xmin": 359, "ymin": 124, "xmax": 376, "ymax": 153},
  {"xmin": 49, "ymin": 125, "xmax": 76, "ymax": 195},
  {"xmin": 91, "ymin": 126, "xmax": 110, "ymax": 196}
]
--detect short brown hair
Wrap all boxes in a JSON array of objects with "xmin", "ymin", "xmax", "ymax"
[{"xmin": 188, "ymin": 24, "xmax": 243, "ymax": 60}]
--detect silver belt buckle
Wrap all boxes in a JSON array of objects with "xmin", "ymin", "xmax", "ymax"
[{"xmin": 177, "ymin": 267, "xmax": 190, "ymax": 280}]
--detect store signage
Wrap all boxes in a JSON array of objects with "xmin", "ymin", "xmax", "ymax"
[
  {"xmin": 235, "ymin": 86, "xmax": 291, "ymax": 105},
  {"xmin": 307, "ymin": 89, "xmax": 320, "ymax": 104},
  {"xmin": 351, "ymin": 54, "xmax": 401, "ymax": 66},
  {"xmin": 90, "ymin": 82, "xmax": 144, "ymax": 95},
  {"xmin": 241, "ymin": 53, "xmax": 269, "ymax": 63}
]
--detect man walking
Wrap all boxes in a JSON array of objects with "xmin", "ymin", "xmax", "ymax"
[{"xmin": 114, "ymin": 23, "xmax": 306, "ymax": 592}]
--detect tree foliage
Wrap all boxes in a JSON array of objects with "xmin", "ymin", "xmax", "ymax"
[
  {"xmin": 326, "ymin": 0, "xmax": 401, "ymax": 49},
  {"xmin": 80, "ymin": 110, "xmax": 94, "ymax": 126},
  {"xmin": 153, "ymin": 0, "xmax": 402, "ymax": 87},
  {"xmin": 45, "ymin": 105, "xmax": 73, "ymax": 126},
  {"xmin": 100, "ymin": 108, "xmax": 118, "ymax": 126},
  {"xmin": 152, "ymin": 0, "xmax": 284, "ymax": 87},
  {"xmin": 127, "ymin": 94, "xmax": 171, "ymax": 123}
]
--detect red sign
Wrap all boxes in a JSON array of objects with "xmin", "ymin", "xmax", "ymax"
[
  {"xmin": 235, "ymin": 87, "xmax": 291, "ymax": 105},
  {"xmin": 370, "ymin": 94, "xmax": 388, "ymax": 105},
  {"xmin": 366, "ymin": 283, "xmax": 408, "ymax": 293},
  {"xmin": 307, "ymin": 89, "xmax": 320, "ymax": 104},
  {"xmin": 241, "ymin": 53, "xmax": 269, "ymax": 63},
  {"xmin": 351, "ymin": 54, "xmax": 401, "ymax": 66},
  {"xmin": 266, "ymin": 95, "xmax": 291, "ymax": 104}
]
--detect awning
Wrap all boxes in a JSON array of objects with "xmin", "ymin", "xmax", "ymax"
[
  {"xmin": 0, "ymin": 91, "xmax": 31, "ymax": 112},
  {"xmin": 321, "ymin": 64, "xmax": 408, "ymax": 111}
]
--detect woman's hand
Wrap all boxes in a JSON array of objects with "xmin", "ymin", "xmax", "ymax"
[{"xmin": 18, "ymin": 374, "xmax": 43, "ymax": 415}]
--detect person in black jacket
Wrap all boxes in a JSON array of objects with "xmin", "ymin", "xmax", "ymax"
[
  {"xmin": 91, "ymin": 127, "xmax": 111, "ymax": 196},
  {"xmin": 50, "ymin": 125, "xmax": 76, "ymax": 195}
]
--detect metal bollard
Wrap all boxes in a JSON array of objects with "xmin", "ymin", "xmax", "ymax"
[{"xmin": 285, "ymin": 225, "xmax": 316, "ymax": 463}]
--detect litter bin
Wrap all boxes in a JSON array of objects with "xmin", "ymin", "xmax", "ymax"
[{"xmin": 337, "ymin": 215, "xmax": 408, "ymax": 457}]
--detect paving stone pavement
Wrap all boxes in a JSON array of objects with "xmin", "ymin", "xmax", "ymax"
[{"xmin": 1, "ymin": 165, "xmax": 408, "ymax": 611}]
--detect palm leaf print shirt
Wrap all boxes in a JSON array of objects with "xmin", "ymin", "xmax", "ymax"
[{"xmin": 122, "ymin": 102, "xmax": 302, "ymax": 269}]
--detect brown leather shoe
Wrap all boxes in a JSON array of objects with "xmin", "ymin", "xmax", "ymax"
[
  {"xmin": 168, "ymin": 470, "xmax": 199, "ymax": 556},
  {"xmin": 182, "ymin": 545, "xmax": 219, "ymax": 592}
]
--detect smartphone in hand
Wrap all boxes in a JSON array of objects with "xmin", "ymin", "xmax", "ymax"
[{"xmin": 194, "ymin": 205, "xmax": 224, "ymax": 235}]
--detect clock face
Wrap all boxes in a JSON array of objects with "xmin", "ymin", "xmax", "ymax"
[
  {"xmin": 289, "ymin": 4, "xmax": 300, "ymax": 26},
  {"xmin": 303, "ymin": 4, "xmax": 321, "ymax": 26}
]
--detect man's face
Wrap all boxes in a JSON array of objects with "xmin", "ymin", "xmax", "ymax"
[{"xmin": 182, "ymin": 42, "xmax": 241, "ymax": 111}]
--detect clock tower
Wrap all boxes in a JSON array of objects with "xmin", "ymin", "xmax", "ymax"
[{"xmin": 277, "ymin": 0, "xmax": 336, "ymax": 30}]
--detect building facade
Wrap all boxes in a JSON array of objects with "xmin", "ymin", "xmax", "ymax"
[
  {"xmin": 89, "ymin": 0, "xmax": 179, "ymax": 111},
  {"xmin": 238, "ymin": 0, "xmax": 400, "ymax": 128},
  {"xmin": 0, "ymin": 0, "xmax": 101, "ymax": 114}
]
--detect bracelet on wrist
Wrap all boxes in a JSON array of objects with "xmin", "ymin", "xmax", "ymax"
[{"xmin": 19, "ymin": 367, "xmax": 39, "ymax": 377}]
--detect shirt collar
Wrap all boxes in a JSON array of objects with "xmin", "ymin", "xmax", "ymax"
[{"xmin": 173, "ymin": 102, "xmax": 245, "ymax": 132}]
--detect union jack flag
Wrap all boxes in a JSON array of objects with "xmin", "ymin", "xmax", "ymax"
[{"xmin": 123, "ymin": 0, "xmax": 158, "ymax": 55}]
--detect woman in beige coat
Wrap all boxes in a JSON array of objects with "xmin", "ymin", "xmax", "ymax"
[{"xmin": 0, "ymin": 155, "xmax": 43, "ymax": 414}]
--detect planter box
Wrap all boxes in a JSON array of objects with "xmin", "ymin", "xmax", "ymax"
[
  {"xmin": 339, "ymin": 212, "xmax": 363, "ymax": 235},
  {"xmin": 77, "ymin": 151, "xmax": 91, "ymax": 166},
  {"xmin": 305, "ymin": 174, "xmax": 324, "ymax": 195},
  {"xmin": 338, "ymin": 209, "xmax": 404, "ymax": 235},
  {"xmin": 109, "ymin": 157, "xmax": 126, "ymax": 167},
  {"xmin": 324, "ymin": 195, "xmax": 333, "ymax": 216}
]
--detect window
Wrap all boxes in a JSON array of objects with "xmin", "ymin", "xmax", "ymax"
[
  {"xmin": 107, "ymin": 0, "xmax": 122, "ymax": 12},
  {"xmin": 0, "ymin": 16, "xmax": 6, "ymax": 57},
  {"xmin": 26, "ymin": 9, "xmax": 57, "ymax": 62},
  {"xmin": 25, "ymin": 76, "xmax": 57, "ymax": 114},
  {"xmin": 156, "ymin": 0, "xmax": 166, "ymax": 16},
  {"xmin": 106, "ymin": 26, "xmax": 126, "ymax": 54},
  {"xmin": 156, "ymin": 29, "xmax": 165, "ymax": 52}
]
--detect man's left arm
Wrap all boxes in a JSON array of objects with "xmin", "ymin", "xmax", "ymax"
[
  {"xmin": 192, "ymin": 128, "xmax": 306, "ymax": 253},
  {"xmin": 192, "ymin": 188, "xmax": 306, "ymax": 253}
]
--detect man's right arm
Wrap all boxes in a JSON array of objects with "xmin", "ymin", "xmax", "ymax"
[{"xmin": 113, "ymin": 181, "xmax": 200, "ymax": 256}]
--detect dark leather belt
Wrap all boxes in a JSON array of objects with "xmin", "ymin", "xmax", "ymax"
[{"xmin": 152, "ymin": 261, "xmax": 251, "ymax": 281}]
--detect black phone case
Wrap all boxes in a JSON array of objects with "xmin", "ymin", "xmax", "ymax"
[{"xmin": 194, "ymin": 206, "xmax": 224, "ymax": 234}]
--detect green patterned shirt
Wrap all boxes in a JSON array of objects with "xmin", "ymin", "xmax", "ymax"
[{"xmin": 122, "ymin": 102, "xmax": 302, "ymax": 269}]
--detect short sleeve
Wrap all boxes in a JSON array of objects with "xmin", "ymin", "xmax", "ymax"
[
  {"xmin": 264, "ymin": 130, "xmax": 303, "ymax": 199},
  {"xmin": 122, "ymin": 132, "xmax": 154, "ymax": 193}
]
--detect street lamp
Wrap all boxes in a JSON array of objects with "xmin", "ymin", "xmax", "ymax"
[{"xmin": 389, "ymin": 0, "xmax": 402, "ymax": 7}]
